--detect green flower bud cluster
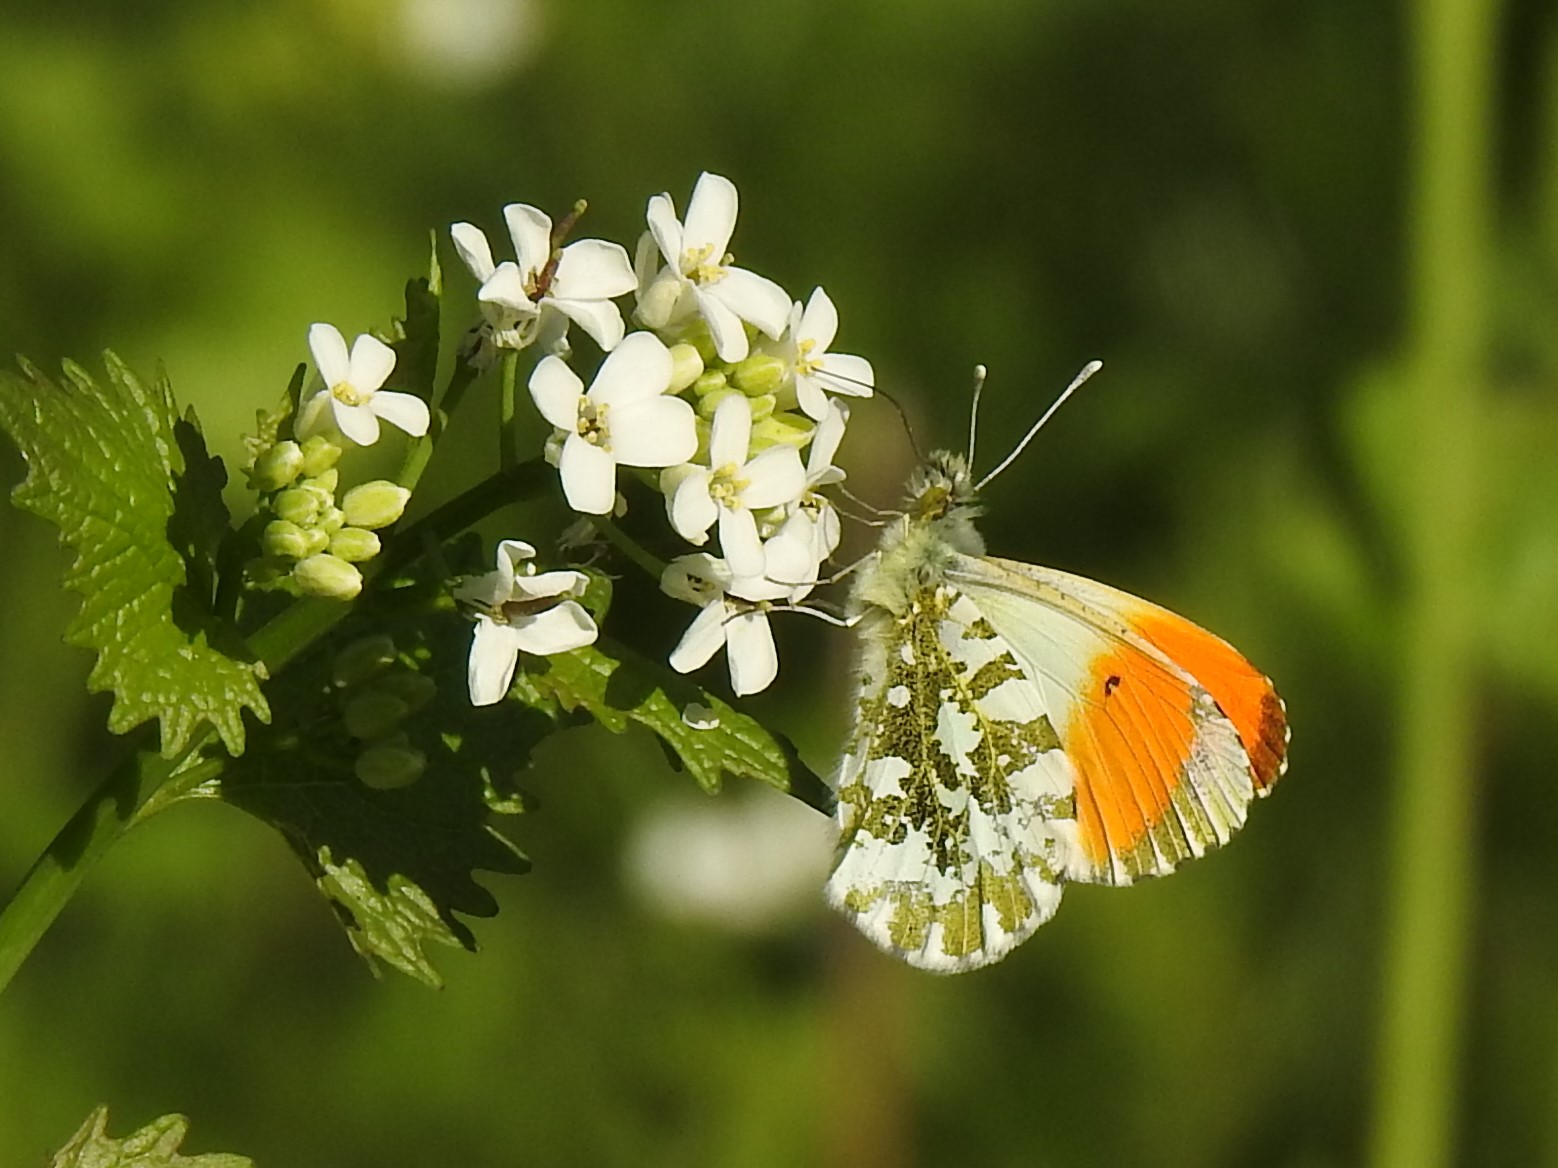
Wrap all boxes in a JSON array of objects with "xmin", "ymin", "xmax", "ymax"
[
  {"xmin": 331, "ymin": 635, "xmax": 437, "ymax": 790},
  {"xmin": 663, "ymin": 325, "xmax": 816, "ymax": 458},
  {"xmin": 248, "ymin": 432, "xmax": 411, "ymax": 602}
]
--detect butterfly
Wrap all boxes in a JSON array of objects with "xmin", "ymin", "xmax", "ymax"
[{"xmin": 825, "ymin": 369, "xmax": 1289, "ymax": 973}]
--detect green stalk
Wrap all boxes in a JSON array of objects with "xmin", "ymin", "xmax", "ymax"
[
  {"xmin": 1368, "ymin": 0, "xmax": 1495, "ymax": 1162},
  {"xmin": 498, "ymin": 349, "xmax": 520, "ymax": 470},
  {"xmin": 0, "ymin": 744, "xmax": 218, "ymax": 995}
]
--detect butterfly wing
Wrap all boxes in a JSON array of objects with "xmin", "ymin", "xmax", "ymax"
[
  {"xmin": 953, "ymin": 555, "xmax": 1288, "ymax": 886},
  {"xmin": 826, "ymin": 583, "xmax": 1081, "ymax": 972}
]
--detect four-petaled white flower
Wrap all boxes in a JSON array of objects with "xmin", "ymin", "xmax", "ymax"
[
  {"xmin": 300, "ymin": 324, "xmax": 430, "ymax": 447},
  {"xmin": 456, "ymin": 539, "xmax": 599, "ymax": 707},
  {"xmin": 670, "ymin": 394, "xmax": 806, "ymax": 579},
  {"xmin": 642, "ymin": 172, "xmax": 791, "ymax": 363},
  {"xmin": 782, "ymin": 287, "xmax": 876, "ymax": 421},
  {"xmin": 662, "ymin": 554, "xmax": 787, "ymax": 697},
  {"xmin": 530, "ymin": 331, "xmax": 698, "ymax": 515},
  {"xmin": 451, "ymin": 205, "xmax": 637, "ymax": 353}
]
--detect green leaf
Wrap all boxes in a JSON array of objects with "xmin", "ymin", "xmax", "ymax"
[
  {"xmin": 50, "ymin": 1106, "xmax": 252, "ymax": 1168},
  {"xmin": 0, "ymin": 354, "xmax": 268, "ymax": 756},
  {"xmin": 512, "ymin": 637, "xmax": 832, "ymax": 811},
  {"xmin": 219, "ymin": 596, "xmax": 532, "ymax": 986}
]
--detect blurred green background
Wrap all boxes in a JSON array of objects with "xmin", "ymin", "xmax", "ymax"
[{"xmin": 2, "ymin": 0, "xmax": 1556, "ymax": 1164}]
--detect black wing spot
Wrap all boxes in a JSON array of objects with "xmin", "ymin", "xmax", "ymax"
[{"xmin": 1104, "ymin": 674, "xmax": 1122, "ymax": 697}]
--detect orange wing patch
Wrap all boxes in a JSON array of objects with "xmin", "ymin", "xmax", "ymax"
[
  {"xmin": 1067, "ymin": 645, "xmax": 1199, "ymax": 877},
  {"xmin": 1129, "ymin": 606, "xmax": 1289, "ymax": 790}
]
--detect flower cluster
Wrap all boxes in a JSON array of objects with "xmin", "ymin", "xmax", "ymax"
[{"xmin": 449, "ymin": 172, "xmax": 875, "ymax": 699}]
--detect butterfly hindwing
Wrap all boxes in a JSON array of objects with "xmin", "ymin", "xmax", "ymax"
[{"xmin": 826, "ymin": 584, "xmax": 1078, "ymax": 972}]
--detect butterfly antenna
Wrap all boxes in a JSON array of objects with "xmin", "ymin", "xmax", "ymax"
[
  {"xmin": 966, "ymin": 364, "xmax": 989, "ymax": 469},
  {"xmin": 973, "ymin": 359, "xmax": 1103, "ymax": 491},
  {"xmin": 873, "ymin": 386, "xmax": 925, "ymax": 464}
]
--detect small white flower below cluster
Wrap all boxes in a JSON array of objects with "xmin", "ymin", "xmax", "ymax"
[
  {"xmin": 299, "ymin": 324, "xmax": 430, "ymax": 447},
  {"xmin": 456, "ymin": 540, "xmax": 598, "ymax": 706}
]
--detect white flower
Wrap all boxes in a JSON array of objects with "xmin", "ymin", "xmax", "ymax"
[
  {"xmin": 642, "ymin": 172, "xmax": 790, "ymax": 363},
  {"xmin": 530, "ymin": 332, "xmax": 699, "ymax": 515},
  {"xmin": 300, "ymin": 324, "xmax": 430, "ymax": 447},
  {"xmin": 450, "ymin": 205, "xmax": 636, "ymax": 353},
  {"xmin": 662, "ymin": 554, "xmax": 784, "ymax": 697},
  {"xmin": 782, "ymin": 287, "xmax": 875, "ymax": 420},
  {"xmin": 455, "ymin": 539, "xmax": 598, "ymax": 706},
  {"xmin": 669, "ymin": 394, "xmax": 806, "ymax": 578},
  {"xmin": 764, "ymin": 400, "xmax": 850, "ymax": 587}
]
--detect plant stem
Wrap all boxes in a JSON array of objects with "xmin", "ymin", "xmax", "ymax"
[
  {"xmin": 498, "ymin": 350, "xmax": 519, "ymax": 470},
  {"xmin": 0, "ymin": 740, "xmax": 212, "ymax": 995},
  {"xmin": 1368, "ymin": 0, "xmax": 1495, "ymax": 1162}
]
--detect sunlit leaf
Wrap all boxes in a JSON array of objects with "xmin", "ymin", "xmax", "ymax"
[{"xmin": 50, "ymin": 1106, "xmax": 251, "ymax": 1168}]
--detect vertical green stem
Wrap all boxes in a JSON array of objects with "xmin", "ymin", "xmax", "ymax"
[
  {"xmin": 1369, "ymin": 0, "xmax": 1496, "ymax": 1163},
  {"xmin": 498, "ymin": 349, "xmax": 520, "ymax": 470}
]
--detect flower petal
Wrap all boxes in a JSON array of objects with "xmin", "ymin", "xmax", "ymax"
[
  {"xmin": 708, "ymin": 393, "xmax": 752, "ymax": 467},
  {"xmin": 798, "ymin": 286, "xmax": 838, "ymax": 350},
  {"xmin": 480, "ymin": 262, "xmax": 539, "ymax": 313},
  {"xmin": 683, "ymin": 172, "xmax": 738, "ymax": 259},
  {"xmin": 551, "ymin": 239, "xmax": 637, "ymax": 300},
  {"xmin": 670, "ymin": 470, "xmax": 719, "ymax": 542},
  {"xmin": 740, "ymin": 445, "xmax": 806, "ymax": 509},
  {"xmin": 370, "ymin": 391, "xmax": 430, "ymax": 438},
  {"xmin": 809, "ymin": 401, "xmax": 849, "ymax": 476},
  {"xmin": 718, "ymin": 505, "xmax": 765, "ymax": 579},
  {"xmin": 468, "ymin": 618, "xmax": 525, "ymax": 706},
  {"xmin": 707, "ymin": 267, "xmax": 791, "ymax": 339},
  {"xmin": 695, "ymin": 290, "xmax": 749, "ymax": 363},
  {"xmin": 589, "ymin": 331, "xmax": 672, "ymax": 407},
  {"xmin": 511, "ymin": 568, "xmax": 587, "ymax": 601},
  {"xmin": 668, "ymin": 601, "xmax": 729, "ymax": 674},
  {"xmin": 348, "ymin": 333, "xmax": 397, "ymax": 394},
  {"xmin": 551, "ymin": 297, "xmax": 625, "ymax": 352},
  {"xmin": 502, "ymin": 203, "xmax": 553, "ymax": 277},
  {"xmin": 660, "ymin": 552, "xmax": 729, "ymax": 605},
  {"xmin": 529, "ymin": 355, "xmax": 585, "ymax": 430},
  {"xmin": 309, "ymin": 323, "xmax": 351, "ymax": 387},
  {"xmin": 454, "ymin": 567, "xmax": 508, "ymax": 609},
  {"xmin": 646, "ymin": 193, "xmax": 684, "ymax": 267},
  {"xmin": 814, "ymin": 353, "xmax": 875, "ymax": 397},
  {"xmin": 725, "ymin": 611, "xmax": 778, "ymax": 696},
  {"xmin": 611, "ymin": 396, "xmax": 698, "ymax": 467},
  {"xmin": 295, "ymin": 390, "xmax": 333, "ymax": 439},
  {"xmin": 450, "ymin": 222, "xmax": 496, "ymax": 282},
  {"xmin": 514, "ymin": 600, "xmax": 598, "ymax": 655},
  {"xmin": 794, "ymin": 378, "xmax": 831, "ymax": 422},
  {"xmin": 332, "ymin": 399, "xmax": 381, "ymax": 447},
  {"xmin": 558, "ymin": 433, "xmax": 617, "ymax": 515}
]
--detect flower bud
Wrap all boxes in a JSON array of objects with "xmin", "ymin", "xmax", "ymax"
[
  {"xmin": 746, "ymin": 393, "xmax": 777, "ymax": 422},
  {"xmin": 750, "ymin": 413, "xmax": 813, "ymax": 451},
  {"xmin": 301, "ymin": 526, "xmax": 330, "ymax": 557},
  {"xmin": 299, "ymin": 434, "xmax": 342, "ymax": 477},
  {"xmin": 375, "ymin": 671, "xmax": 438, "ymax": 713},
  {"xmin": 343, "ymin": 690, "xmax": 411, "ymax": 740},
  {"xmin": 302, "ymin": 468, "xmax": 339, "ymax": 497},
  {"xmin": 667, "ymin": 343, "xmax": 704, "ymax": 393},
  {"xmin": 691, "ymin": 370, "xmax": 728, "ymax": 397},
  {"xmin": 341, "ymin": 481, "xmax": 411, "ymax": 530},
  {"xmin": 329, "ymin": 527, "xmax": 382, "ymax": 563},
  {"xmin": 318, "ymin": 505, "xmax": 346, "ymax": 534},
  {"xmin": 262, "ymin": 519, "xmax": 310, "ymax": 560},
  {"xmin": 273, "ymin": 486, "xmax": 322, "ymax": 527},
  {"xmin": 355, "ymin": 738, "xmax": 426, "ymax": 790},
  {"xmin": 250, "ymin": 441, "xmax": 304, "ymax": 492},
  {"xmin": 730, "ymin": 353, "xmax": 786, "ymax": 395},
  {"xmin": 293, "ymin": 553, "xmax": 363, "ymax": 600},
  {"xmin": 635, "ymin": 270, "xmax": 683, "ymax": 331},
  {"xmin": 332, "ymin": 634, "xmax": 398, "ymax": 688},
  {"xmin": 696, "ymin": 386, "xmax": 741, "ymax": 420}
]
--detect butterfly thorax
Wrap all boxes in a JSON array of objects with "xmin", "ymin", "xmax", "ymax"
[{"xmin": 850, "ymin": 451, "xmax": 986, "ymax": 618}]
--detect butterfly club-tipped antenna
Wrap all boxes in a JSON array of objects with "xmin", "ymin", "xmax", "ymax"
[
  {"xmin": 965, "ymin": 364, "xmax": 989, "ymax": 470},
  {"xmin": 973, "ymin": 359, "xmax": 1103, "ymax": 492}
]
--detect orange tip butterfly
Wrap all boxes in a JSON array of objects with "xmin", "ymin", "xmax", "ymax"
[{"xmin": 826, "ymin": 363, "xmax": 1289, "ymax": 972}]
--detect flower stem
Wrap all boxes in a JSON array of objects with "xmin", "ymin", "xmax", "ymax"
[
  {"xmin": 498, "ymin": 350, "xmax": 520, "ymax": 470},
  {"xmin": 594, "ymin": 516, "xmax": 668, "ymax": 582},
  {"xmin": 0, "ymin": 739, "xmax": 216, "ymax": 995},
  {"xmin": 1367, "ymin": 0, "xmax": 1494, "ymax": 1161}
]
